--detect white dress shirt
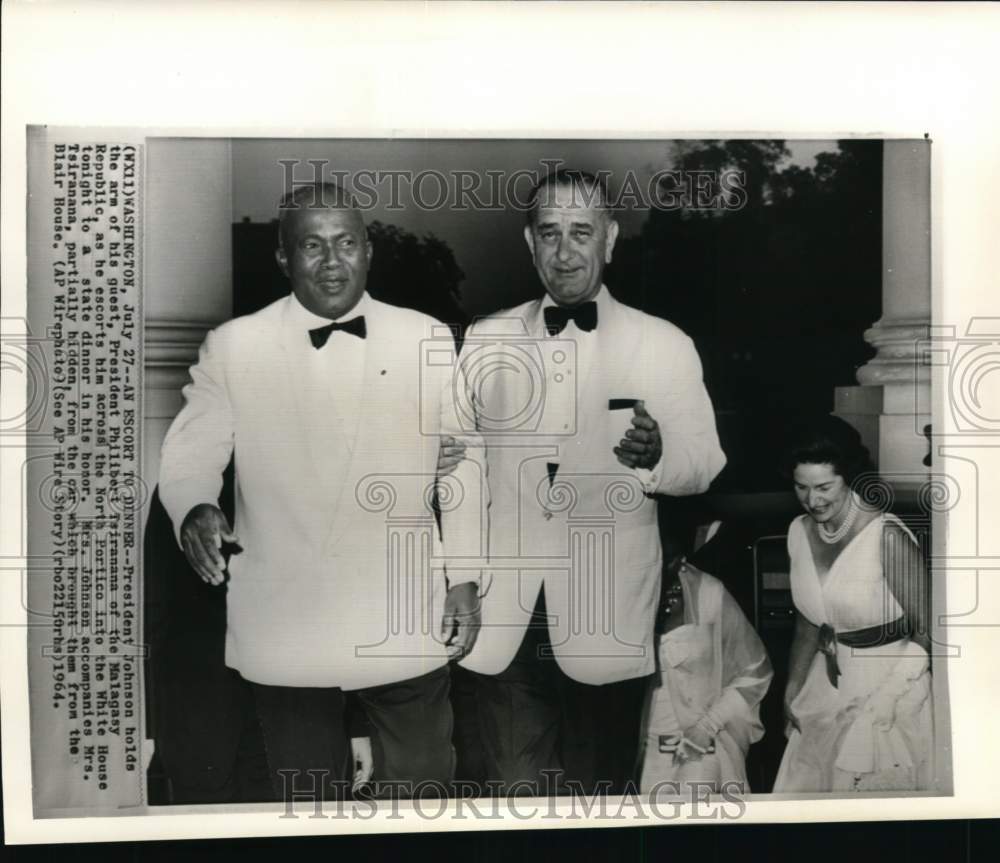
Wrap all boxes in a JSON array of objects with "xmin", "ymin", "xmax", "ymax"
[{"xmin": 286, "ymin": 291, "xmax": 370, "ymax": 454}]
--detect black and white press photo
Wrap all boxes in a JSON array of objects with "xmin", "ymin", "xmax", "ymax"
[
  {"xmin": 5, "ymin": 1, "xmax": 1000, "ymax": 850},
  {"xmin": 12, "ymin": 133, "xmax": 955, "ymax": 827}
]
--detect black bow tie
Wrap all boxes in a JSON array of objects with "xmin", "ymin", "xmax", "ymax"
[
  {"xmin": 309, "ymin": 316, "xmax": 367, "ymax": 348},
  {"xmin": 544, "ymin": 301, "xmax": 598, "ymax": 336}
]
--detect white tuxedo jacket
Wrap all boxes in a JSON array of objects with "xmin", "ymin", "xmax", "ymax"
[
  {"xmin": 159, "ymin": 294, "xmax": 486, "ymax": 690},
  {"xmin": 458, "ymin": 288, "xmax": 725, "ymax": 685}
]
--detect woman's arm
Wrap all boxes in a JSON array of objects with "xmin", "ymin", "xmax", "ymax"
[
  {"xmin": 784, "ymin": 611, "xmax": 820, "ymax": 731},
  {"xmin": 883, "ymin": 521, "xmax": 931, "ymax": 654}
]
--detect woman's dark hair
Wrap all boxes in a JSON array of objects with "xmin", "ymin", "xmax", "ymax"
[{"xmin": 779, "ymin": 414, "xmax": 874, "ymax": 485}]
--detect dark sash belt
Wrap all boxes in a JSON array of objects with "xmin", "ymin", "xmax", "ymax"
[{"xmin": 817, "ymin": 619, "xmax": 908, "ymax": 688}]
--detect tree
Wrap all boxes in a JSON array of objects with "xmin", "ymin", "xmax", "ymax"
[
  {"xmin": 670, "ymin": 139, "xmax": 790, "ymax": 212},
  {"xmin": 606, "ymin": 140, "xmax": 882, "ymax": 491},
  {"xmin": 366, "ymin": 220, "xmax": 468, "ymax": 328}
]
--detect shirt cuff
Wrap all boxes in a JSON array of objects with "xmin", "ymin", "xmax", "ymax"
[
  {"xmin": 633, "ymin": 455, "xmax": 665, "ymax": 494},
  {"xmin": 159, "ymin": 479, "xmax": 224, "ymax": 548}
]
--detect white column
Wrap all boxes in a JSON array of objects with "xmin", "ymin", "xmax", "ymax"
[
  {"xmin": 835, "ymin": 140, "xmax": 931, "ymax": 488},
  {"xmin": 143, "ymin": 139, "xmax": 232, "ymax": 524}
]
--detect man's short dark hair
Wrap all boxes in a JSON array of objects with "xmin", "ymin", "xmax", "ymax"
[
  {"xmin": 277, "ymin": 181, "xmax": 361, "ymax": 250},
  {"xmin": 525, "ymin": 169, "xmax": 609, "ymax": 226}
]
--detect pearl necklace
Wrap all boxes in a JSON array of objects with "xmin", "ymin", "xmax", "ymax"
[{"xmin": 818, "ymin": 493, "xmax": 858, "ymax": 544}]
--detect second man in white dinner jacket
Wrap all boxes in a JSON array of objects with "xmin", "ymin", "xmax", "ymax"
[{"xmin": 457, "ymin": 169, "xmax": 726, "ymax": 795}]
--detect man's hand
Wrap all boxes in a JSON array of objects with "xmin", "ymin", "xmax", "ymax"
[
  {"xmin": 351, "ymin": 736, "xmax": 374, "ymax": 791},
  {"xmin": 437, "ymin": 435, "xmax": 467, "ymax": 477},
  {"xmin": 180, "ymin": 503, "xmax": 239, "ymax": 586},
  {"xmin": 614, "ymin": 401, "xmax": 662, "ymax": 470},
  {"xmin": 441, "ymin": 581, "xmax": 481, "ymax": 660}
]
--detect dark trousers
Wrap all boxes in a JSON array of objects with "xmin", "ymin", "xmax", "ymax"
[
  {"xmin": 251, "ymin": 665, "xmax": 455, "ymax": 800},
  {"xmin": 475, "ymin": 589, "xmax": 650, "ymax": 796}
]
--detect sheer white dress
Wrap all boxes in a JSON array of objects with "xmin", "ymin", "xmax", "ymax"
[
  {"xmin": 639, "ymin": 565, "xmax": 772, "ymax": 795},
  {"xmin": 773, "ymin": 513, "xmax": 933, "ymax": 793}
]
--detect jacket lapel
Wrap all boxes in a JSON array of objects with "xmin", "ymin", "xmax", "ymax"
[{"xmin": 524, "ymin": 299, "xmax": 563, "ymax": 492}]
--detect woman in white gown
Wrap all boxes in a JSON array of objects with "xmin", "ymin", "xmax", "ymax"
[
  {"xmin": 773, "ymin": 416, "xmax": 933, "ymax": 793},
  {"xmin": 638, "ymin": 513, "xmax": 772, "ymax": 796}
]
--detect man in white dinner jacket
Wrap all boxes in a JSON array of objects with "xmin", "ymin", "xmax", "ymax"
[
  {"xmin": 159, "ymin": 182, "xmax": 485, "ymax": 799},
  {"xmin": 457, "ymin": 169, "xmax": 726, "ymax": 795}
]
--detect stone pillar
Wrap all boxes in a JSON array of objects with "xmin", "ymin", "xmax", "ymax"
[
  {"xmin": 835, "ymin": 140, "xmax": 931, "ymax": 489},
  {"xmin": 143, "ymin": 139, "xmax": 233, "ymax": 525}
]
